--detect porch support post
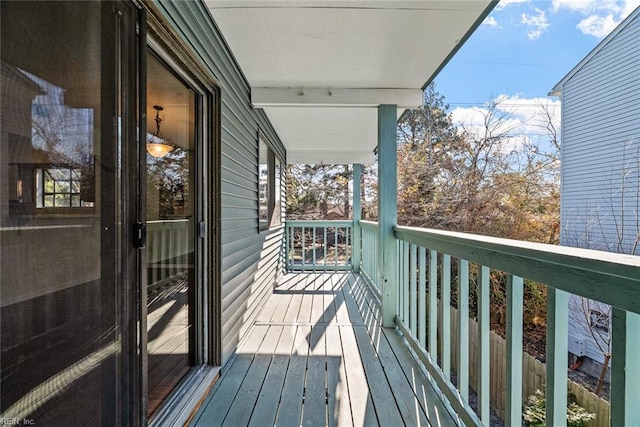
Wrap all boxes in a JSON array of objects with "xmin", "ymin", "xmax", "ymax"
[
  {"xmin": 611, "ymin": 308, "xmax": 640, "ymax": 426},
  {"xmin": 352, "ymin": 164, "xmax": 362, "ymax": 273},
  {"xmin": 377, "ymin": 104, "xmax": 398, "ymax": 327}
]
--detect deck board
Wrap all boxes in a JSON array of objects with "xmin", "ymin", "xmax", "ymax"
[
  {"xmin": 223, "ymin": 326, "xmax": 279, "ymax": 426},
  {"xmin": 274, "ymin": 325, "xmax": 309, "ymax": 426},
  {"xmin": 248, "ymin": 325, "xmax": 288, "ymax": 427},
  {"xmin": 303, "ymin": 325, "xmax": 329, "ymax": 426},
  {"xmin": 339, "ymin": 324, "xmax": 379, "ymax": 427},
  {"xmin": 192, "ymin": 272, "xmax": 458, "ymax": 427},
  {"xmin": 325, "ymin": 325, "xmax": 353, "ymax": 427}
]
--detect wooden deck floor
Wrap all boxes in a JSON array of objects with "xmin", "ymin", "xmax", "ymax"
[{"xmin": 192, "ymin": 272, "xmax": 458, "ymax": 427}]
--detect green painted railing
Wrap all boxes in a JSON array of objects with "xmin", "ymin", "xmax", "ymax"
[
  {"xmin": 360, "ymin": 220, "xmax": 380, "ymax": 296},
  {"xmin": 393, "ymin": 225, "xmax": 640, "ymax": 426},
  {"xmin": 284, "ymin": 220, "xmax": 353, "ymax": 271},
  {"xmin": 282, "ymin": 219, "xmax": 640, "ymax": 425}
]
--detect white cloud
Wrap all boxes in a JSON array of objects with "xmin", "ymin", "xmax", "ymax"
[
  {"xmin": 577, "ymin": 14, "xmax": 619, "ymax": 37},
  {"xmin": 482, "ymin": 16, "xmax": 502, "ymax": 28},
  {"xmin": 450, "ymin": 95, "xmax": 561, "ymax": 153},
  {"xmin": 622, "ymin": 0, "xmax": 640, "ymax": 17},
  {"xmin": 551, "ymin": 0, "xmax": 639, "ymax": 14},
  {"xmin": 496, "ymin": 0, "xmax": 530, "ymax": 10},
  {"xmin": 521, "ymin": 8, "xmax": 550, "ymax": 39},
  {"xmin": 551, "ymin": 0, "xmax": 640, "ymax": 37},
  {"xmin": 551, "ymin": 0, "xmax": 600, "ymax": 13}
]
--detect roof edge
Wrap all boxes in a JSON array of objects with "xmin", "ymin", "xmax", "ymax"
[
  {"xmin": 421, "ymin": 0, "xmax": 499, "ymax": 91},
  {"xmin": 550, "ymin": 6, "xmax": 640, "ymax": 95}
]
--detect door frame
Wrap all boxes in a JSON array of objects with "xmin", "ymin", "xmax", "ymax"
[{"xmin": 138, "ymin": 2, "xmax": 222, "ymax": 425}]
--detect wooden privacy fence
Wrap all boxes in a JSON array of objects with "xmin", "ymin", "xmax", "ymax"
[{"xmin": 447, "ymin": 306, "xmax": 610, "ymax": 426}]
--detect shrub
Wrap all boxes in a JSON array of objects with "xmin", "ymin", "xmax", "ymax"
[{"xmin": 523, "ymin": 389, "xmax": 596, "ymax": 427}]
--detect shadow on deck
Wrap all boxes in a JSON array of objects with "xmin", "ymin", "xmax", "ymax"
[{"xmin": 191, "ymin": 272, "xmax": 458, "ymax": 426}]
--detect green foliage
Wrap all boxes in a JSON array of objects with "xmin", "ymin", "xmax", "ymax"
[
  {"xmin": 286, "ymin": 164, "xmax": 352, "ymax": 219},
  {"xmin": 523, "ymin": 389, "xmax": 596, "ymax": 427}
]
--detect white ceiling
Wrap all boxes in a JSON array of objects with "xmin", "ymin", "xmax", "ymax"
[{"xmin": 205, "ymin": 0, "xmax": 495, "ymax": 164}]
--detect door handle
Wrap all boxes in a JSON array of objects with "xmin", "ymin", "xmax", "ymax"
[{"xmin": 134, "ymin": 222, "xmax": 147, "ymax": 248}]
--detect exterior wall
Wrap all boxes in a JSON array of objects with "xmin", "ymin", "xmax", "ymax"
[
  {"xmin": 157, "ymin": 1, "xmax": 286, "ymax": 364},
  {"xmin": 567, "ymin": 296, "xmax": 611, "ymax": 364},
  {"xmin": 559, "ymin": 12, "xmax": 640, "ymax": 364},
  {"xmin": 559, "ymin": 12, "xmax": 640, "ymax": 254}
]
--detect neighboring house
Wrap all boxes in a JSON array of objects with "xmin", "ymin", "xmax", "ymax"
[
  {"xmin": 551, "ymin": 7, "xmax": 640, "ymax": 369},
  {"xmin": 0, "ymin": 1, "xmax": 497, "ymax": 425}
]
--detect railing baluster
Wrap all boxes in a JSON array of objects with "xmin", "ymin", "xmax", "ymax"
[
  {"xmin": 301, "ymin": 226, "xmax": 306, "ymax": 271},
  {"xmin": 611, "ymin": 308, "xmax": 640, "ymax": 426},
  {"xmin": 288, "ymin": 226, "xmax": 292, "ymax": 268},
  {"xmin": 429, "ymin": 249, "xmax": 438, "ymax": 362},
  {"xmin": 398, "ymin": 242, "xmax": 403, "ymax": 322},
  {"xmin": 333, "ymin": 227, "xmax": 338, "ymax": 265},
  {"xmin": 346, "ymin": 226, "xmax": 351, "ymax": 267},
  {"xmin": 410, "ymin": 243, "xmax": 417, "ymax": 336},
  {"xmin": 312, "ymin": 226, "xmax": 317, "ymax": 270},
  {"xmin": 418, "ymin": 247, "xmax": 426, "ymax": 348},
  {"xmin": 323, "ymin": 226, "xmax": 327, "ymax": 267},
  {"xmin": 403, "ymin": 241, "xmax": 410, "ymax": 324},
  {"xmin": 506, "ymin": 274, "xmax": 524, "ymax": 426},
  {"xmin": 441, "ymin": 253, "xmax": 451, "ymax": 380},
  {"xmin": 546, "ymin": 288, "xmax": 568, "ymax": 425},
  {"xmin": 397, "ymin": 240, "xmax": 403, "ymax": 318},
  {"xmin": 458, "ymin": 258, "xmax": 469, "ymax": 402},
  {"xmin": 478, "ymin": 265, "xmax": 490, "ymax": 425},
  {"xmin": 284, "ymin": 226, "xmax": 293, "ymax": 268}
]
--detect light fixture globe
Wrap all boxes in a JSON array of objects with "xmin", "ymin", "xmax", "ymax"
[
  {"xmin": 146, "ymin": 105, "xmax": 174, "ymax": 158},
  {"xmin": 146, "ymin": 140, "xmax": 174, "ymax": 158}
]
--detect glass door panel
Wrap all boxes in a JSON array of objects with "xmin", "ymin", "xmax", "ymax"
[
  {"xmin": 145, "ymin": 53, "xmax": 196, "ymax": 418},
  {"xmin": 0, "ymin": 2, "xmax": 136, "ymax": 424}
]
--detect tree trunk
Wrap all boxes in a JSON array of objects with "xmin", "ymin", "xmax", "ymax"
[{"xmin": 594, "ymin": 353, "xmax": 611, "ymax": 395}]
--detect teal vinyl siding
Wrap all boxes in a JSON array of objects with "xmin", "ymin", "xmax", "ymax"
[{"xmin": 155, "ymin": 1, "xmax": 286, "ymax": 363}]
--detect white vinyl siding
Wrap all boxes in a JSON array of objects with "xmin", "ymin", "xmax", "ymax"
[
  {"xmin": 560, "ymin": 12, "xmax": 640, "ymax": 255},
  {"xmin": 558, "ymin": 12, "xmax": 640, "ymax": 364}
]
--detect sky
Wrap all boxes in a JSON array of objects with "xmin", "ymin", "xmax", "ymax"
[{"xmin": 433, "ymin": 0, "xmax": 640, "ymax": 142}]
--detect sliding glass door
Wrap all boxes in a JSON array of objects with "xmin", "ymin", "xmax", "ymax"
[
  {"xmin": 0, "ymin": 1, "xmax": 139, "ymax": 424},
  {"xmin": 145, "ymin": 52, "xmax": 198, "ymax": 419},
  {"xmin": 1, "ymin": 3, "xmax": 217, "ymax": 424}
]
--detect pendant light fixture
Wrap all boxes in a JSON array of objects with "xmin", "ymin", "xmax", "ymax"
[{"xmin": 146, "ymin": 105, "xmax": 174, "ymax": 158}]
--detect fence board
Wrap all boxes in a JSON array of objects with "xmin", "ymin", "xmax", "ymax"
[{"xmin": 446, "ymin": 305, "xmax": 610, "ymax": 426}]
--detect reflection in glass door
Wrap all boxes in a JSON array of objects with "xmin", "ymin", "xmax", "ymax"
[
  {"xmin": 145, "ymin": 53, "xmax": 197, "ymax": 418},
  {"xmin": 0, "ymin": 1, "xmax": 138, "ymax": 424}
]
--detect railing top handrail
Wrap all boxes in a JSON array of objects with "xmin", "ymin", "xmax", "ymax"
[
  {"xmin": 147, "ymin": 219, "xmax": 191, "ymax": 224},
  {"xmin": 359, "ymin": 220, "xmax": 379, "ymax": 229},
  {"xmin": 394, "ymin": 225, "xmax": 640, "ymax": 314},
  {"xmin": 285, "ymin": 220, "xmax": 354, "ymax": 227}
]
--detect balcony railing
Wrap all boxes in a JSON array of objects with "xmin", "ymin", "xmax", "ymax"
[
  {"xmin": 360, "ymin": 220, "xmax": 380, "ymax": 296},
  {"xmin": 284, "ymin": 220, "xmax": 353, "ymax": 271},
  {"xmin": 283, "ymin": 219, "xmax": 640, "ymax": 426},
  {"xmin": 146, "ymin": 219, "xmax": 192, "ymax": 292}
]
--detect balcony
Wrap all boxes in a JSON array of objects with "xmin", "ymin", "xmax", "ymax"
[
  {"xmin": 192, "ymin": 220, "xmax": 640, "ymax": 426},
  {"xmin": 192, "ymin": 271, "xmax": 455, "ymax": 426}
]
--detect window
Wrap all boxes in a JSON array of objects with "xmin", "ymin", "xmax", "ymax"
[
  {"xmin": 259, "ymin": 139, "xmax": 269, "ymax": 226},
  {"xmin": 36, "ymin": 167, "xmax": 94, "ymax": 208},
  {"xmin": 258, "ymin": 135, "xmax": 282, "ymax": 230}
]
